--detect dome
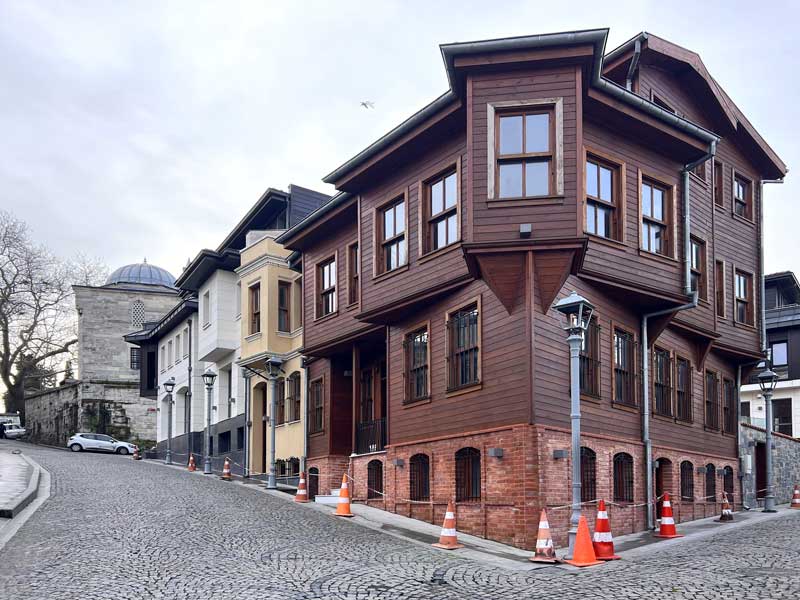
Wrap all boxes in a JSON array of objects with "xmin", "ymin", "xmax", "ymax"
[{"xmin": 105, "ymin": 261, "xmax": 175, "ymax": 288}]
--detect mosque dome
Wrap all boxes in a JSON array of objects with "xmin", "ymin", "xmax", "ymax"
[{"xmin": 105, "ymin": 260, "xmax": 175, "ymax": 288}]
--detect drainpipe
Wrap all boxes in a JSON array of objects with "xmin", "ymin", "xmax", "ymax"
[
  {"xmin": 625, "ymin": 38, "xmax": 642, "ymax": 91},
  {"xmin": 642, "ymin": 141, "xmax": 717, "ymax": 530},
  {"xmin": 242, "ymin": 368, "xmax": 251, "ymax": 478},
  {"xmin": 187, "ymin": 318, "xmax": 193, "ymax": 459},
  {"xmin": 301, "ymin": 357, "xmax": 309, "ymax": 474}
]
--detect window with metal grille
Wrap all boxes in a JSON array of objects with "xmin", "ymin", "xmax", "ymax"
[
  {"xmin": 580, "ymin": 447, "xmax": 596, "ymax": 503},
  {"xmin": 129, "ymin": 300, "xmax": 145, "ymax": 328},
  {"xmin": 275, "ymin": 378, "xmax": 285, "ymax": 425},
  {"xmin": 309, "ymin": 379, "xmax": 323, "ymax": 433},
  {"xmin": 409, "ymin": 454, "xmax": 430, "ymax": 501},
  {"xmin": 367, "ymin": 460, "xmax": 383, "ymax": 499},
  {"xmin": 580, "ymin": 319, "xmax": 600, "ymax": 397},
  {"xmin": 455, "ymin": 447, "xmax": 481, "ymax": 502},
  {"xmin": 613, "ymin": 328, "xmax": 636, "ymax": 406},
  {"xmin": 705, "ymin": 464, "xmax": 716, "ymax": 502},
  {"xmin": 722, "ymin": 378, "xmax": 736, "ymax": 434},
  {"xmin": 653, "ymin": 348, "xmax": 672, "ymax": 416},
  {"xmin": 278, "ymin": 281, "xmax": 291, "ymax": 332},
  {"xmin": 404, "ymin": 328, "xmax": 429, "ymax": 403},
  {"xmin": 722, "ymin": 466, "xmax": 734, "ymax": 500},
  {"xmin": 705, "ymin": 371, "xmax": 720, "ymax": 430},
  {"xmin": 613, "ymin": 453, "xmax": 634, "ymax": 503},
  {"xmin": 447, "ymin": 304, "xmax": 480, "ymax": 391},
  {"xmin": 680, "ymin": 461, "xmax": 694, "ymax": 501},
  {"xmin": 287, "ymin": 372, "xmax": 301, "ymax": 422},
  {"xmin": 130, "ymin": 347, "xmax": 141, "ymax": 370},
  {"xmin": 675, "ymin": 357, "xmax": 692, "ymax": 422}
]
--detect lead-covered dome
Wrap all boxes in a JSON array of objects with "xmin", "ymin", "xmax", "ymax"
[{"xmin": 106, "ymin": 260, "xmax": 175, "ymax": 288}]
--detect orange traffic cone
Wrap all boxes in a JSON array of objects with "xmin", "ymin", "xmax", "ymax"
[
  {"xmin": 654, "ymin": 493, "xmax": 683, "ymax": 538},
  {"xmin": 529, "ymin": 508, "xmax": 558, "ymax": 563},
  {"xmin": 295, "ymin": 471, "xmax": 309, "ymax": 503},
  {"xmin": 592, "ymin": 500, "xmax": 621, "ymax": 560},
  {"xmin": 335, "ymin": 473, "xmax": 354, "ymax": 517},
  {"xmin": 791, "ymin": 485, "xmax": 800, "ymax": 509},
  {"xmin": 564, "ymin": 515, "xmax": 603, "ymax": 567},
  {"xmin": 717, "ymin": 492, "xmax": 733, "ymax": 522},
  {"xmin": 432, "ymin": 500, "xmax": 464, "ymax": 550},
  {"xmin": 132, "ymin": 447, "xmax": 141, "ymax": 460},
  {"xmin": 188, "ymin": 454, "xmax": 196, "ymax": 472},
  {"xmin": 220, "ymin": 457, "xmax": 232, "ymax": 481}
]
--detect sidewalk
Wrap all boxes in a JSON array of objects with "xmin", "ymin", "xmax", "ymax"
[{"xmin": 0, "ymin": 447, "xmax": 40, "ymax": 518}]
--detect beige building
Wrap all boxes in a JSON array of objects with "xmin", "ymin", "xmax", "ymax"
[{"xmin": 238, "ymin": 230, "xmax": 305, "ymax": 481}]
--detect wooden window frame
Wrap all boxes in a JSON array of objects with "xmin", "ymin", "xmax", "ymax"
[
  {"xmin": 691, "ymin": 160, "xmax": 707, "ymax": 183},
  {"xmin": 583, "ymin": 147, "xmax": 626, "ymax": 243},
  {"xmin": 455, "ymin": 447, "xmax": 481, "ymax": 502},
  {"xmin": 722, "ymin": 377, "xmax": 736, "ymax": 435},
  {"xmin": 732, "ymin": 171, "xmax": 754, "ymax": 222},
  {"xmin": 445, "ymin": 296, "xmax": 482, "ymax": 395},
  {"xmin": 611, "ymin": 323, "xmax": 638, "ymax": 408},
  {"xmin": 316, "ymin": 255, "xmax": 337, "ymax": 319},
  {"xmin": 651, "ymin": 91, "xmax": 676, "ymax": 114},
  {"xmin": 704, "ymin": 370, "xmax": 720, "ymax": 431},
  {"xmin": 367, "ymin": 459, "xmax": 383, "ymax": 499},
  {"xmin": 733, "ymin": 266, "xmax": 755, "ymax": 327},
  {"xmin": 287, "ymin": 372, "xmax": 301, "ymax": 423},
  {"xmin": 409, "ymin": 453, "xmax": 430, "ymax": 501},
  {"xmin": 638, "ymin": 171, "xmax": 676, "ymax": 258},
  {"xmin": 248, "ymin": 282, "xmax": 261, "ymax": 335},
  {"xmin": 403, "ymin": 322, "xmax": 431, "ymax": 405},
  {"xmin": 613, "ymin": 452, "xmax": 635, "ymax": 504},
  {"xmin": 579, "ymin": 318, "xmax": 601, "ymax": 399},
  {"xmin": 308, "ymin": 377, "xmax": 324, "ymax": 434},
  {"xmin": 486, "ymin": 98, "xmax": 564, "ymax": 201},
  {"xmin": 675, "ymin": 355, "xmax": 693, "ymax": 423},
  {"xmin": 494, "ymin": 106, "xmax": 555, "ymax": 199},
  {"xmin": 690, "ymin": 236, "xmax": 708, "ymax": 301},
  {"xmin": 346, "ymin": 241, "xmax": 359, "ymax": 306},
  {"xmin": 374, "ymin": 191, "xmax": 408, "ymax": 276},
  {"xmin": 277, "ymin": 280, "xmax": 291, "ymax": 333},
  {"xmin": 652, "ymin": 346, "xmax": 673, "ymax": 417},
  {"xmin": 418, "ymin": 158, "xmax": 462, "ymax": 256},
  {"xmin": 275, "ymin": 377, "xmax": 286, "ymax": 425},
  {"xmin": 704, "ymin": 463, "xmax": 716, "ymax": 502},
  {"xmin": 715, "ymin": 260, "xmax": 727, "ymax": 319},
  {"xmin": 713, "ymin": 161, "xmax": 724, "ymax": 208},
  {"xmin": 580, "ymin": 447, "xmax": 597, "ymax": 503},
  {"xmin": 680, "ymin": 460, "xmax": 695, "ymax": 501}
]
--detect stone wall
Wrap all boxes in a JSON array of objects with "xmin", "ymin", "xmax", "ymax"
[{"xmin": 740, "ymin": 423, "xmax": 800, "ymax": 506}]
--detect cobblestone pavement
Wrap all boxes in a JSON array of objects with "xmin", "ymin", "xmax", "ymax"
[{"xmin": 1, "ymin": 441, "xmax": 798, "ymax": 600}]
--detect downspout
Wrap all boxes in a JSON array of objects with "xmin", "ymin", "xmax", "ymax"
[
  {"xmin": 301, "ymin": 357, "xmax": 309, "ymax": 474},
  {"xmin": 242, "ymin": 369, "xmax": 250, "ymax": 478},
  {"xmin": 187, "ymin": 318, "xmax": 193, "ymax": 459},
  {"xmin": 625, "ymin": 38, "xmax": 642, "ymax": 91},
  {"xmin": 642, "ymin": 141, "xmax": 717, "ymax": 530}
]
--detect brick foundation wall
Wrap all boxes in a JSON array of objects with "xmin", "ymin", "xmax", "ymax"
[{"xmin": 307, "ymin": 454, "xmax": 350, "ymax": 498}]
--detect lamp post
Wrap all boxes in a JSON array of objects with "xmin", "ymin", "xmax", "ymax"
[
  {"xmin": 202, "ymin": 370, "xmax": 217, "ymax": 475},
  {"xmin": 758, "ymin": 367, "xmax": 778, "ymax": 512},
  {"xmin": 553, "ymin": 290, "xmax": 595, "ymax": 558},
  {"xmin": 265, "ymin": 356, "xmax": 284, "ymax": 490},
  {"xmin": 163, "ymin": 377, "xmax": 176, "ymax": 465}
]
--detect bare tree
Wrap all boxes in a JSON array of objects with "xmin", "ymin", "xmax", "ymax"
[
  {"xmin": 71, "ymin": 252, "xmax": 109, "ymax": 287},
  {"xmin": 0, "ymin": 211, "xmax": 77, "ymax": 416}
]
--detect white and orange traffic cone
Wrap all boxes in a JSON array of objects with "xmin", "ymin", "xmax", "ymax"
[
  {"xmin": 220, "ymin": 457, "xmax": 232, "ymax": 481},
  {"xmin": 654, "ymin": 493, "xmax": 683, "ymax": 538},
  {"xmin": 188, "ymin": 454, "xmax": 196, "ymax": 472},
  {"xmin": 295, "ymin": 471, "xmax": 309, "ymax": 503},
  {"xmin": 132, "ymin": 447, "xmax": 141, "ymax": 461},
  {"xmin": 335, "ymin": 473, "xmax": 354, "ymax": 517},
  {"xmin": 791, "ymin": 485, "xmax": 800, "ymax": 509},
  {"xmin": 529, "ymin": 508, "xmax": 558, "ymax": 563},
  {"xmin": 432, "ymin": 500, "xmax": 464, "ymax": 550},
  {"xmin": 717, "ymin": 492, "xmax": 733, "ymax": 522},
  {"xmin": 592, "ymin": 500, "xmax": 621, "ymax": 560}
]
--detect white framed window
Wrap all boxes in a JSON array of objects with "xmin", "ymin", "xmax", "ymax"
[{"xmin": 203, "ymin": 290, "xmax": 211, "ymax": 325}]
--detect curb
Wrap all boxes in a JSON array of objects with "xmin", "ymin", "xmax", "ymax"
[{"xmin": 0, "ymin": 453, "xmax": 41, "ymax": 518}]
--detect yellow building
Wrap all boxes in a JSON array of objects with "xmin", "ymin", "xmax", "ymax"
[{"xmin": 237, "ymin": 230, "xmax": 305, "ymax": 481}]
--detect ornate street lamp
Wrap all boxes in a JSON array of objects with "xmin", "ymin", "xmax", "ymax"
[
  {"xmin": 758, "ymin": 367, "xmax": 778, "ymax": 512},
  {"xmin": 265, "ymin": 356, "xmax": 284, "ymax": 490},
  {"xmin": 202, "ymin": 369, "xmax": 217, "ymax": 475},
  {"xmin": 162, "ymin": 377, "xmax": 176, "ymax": 465},
  {"xmin": 553, "ymin": 291, "xmax": 595, "ymax": 558}
]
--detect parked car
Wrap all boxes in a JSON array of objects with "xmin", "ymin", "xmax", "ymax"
[
  {"xmin": 3, "ymin": 424, "xmax": 27, "ymax": 439},
  {"xmin": 67, "ymin": 433, "xmax": 138, "ymax": 455}
]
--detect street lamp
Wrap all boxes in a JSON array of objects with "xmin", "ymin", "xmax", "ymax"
[
  {"xmin": 163, "ymin": 377, "xmax": 176, "ymax": 465},
  {"xmin": 758, "ymin": 367, "xmax": 778, "ymax": 512},
  {"xmin": 265, "ymin": 356, "xmax": 284, "ymax": 490},
  {"xmin": 553, "ymin": 290, "xmax": 595, "ymax": 558},
  {"xmin": 202, "ymin": 369, "xmax": 217, "ymax": 475}
]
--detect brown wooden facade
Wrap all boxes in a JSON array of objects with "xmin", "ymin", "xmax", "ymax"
[{"xmin": 279, "ymin": 29, "xmax": 786, "ymax": 548}]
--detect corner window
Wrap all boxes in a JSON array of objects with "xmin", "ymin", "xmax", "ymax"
[
  {"xmin": 613, "ymin": 328, "xmax": 636, "ymax": 406},
  {"xmin": 585, "ymin": 155, "xmax": 622, "ymax": 240},
  {"xmin": 734, "ymin": 270, "xmax": 754, "ymax": 326},
  {"xmin": 714, "ymin": 161, "xmax": 724, "ymax": 207},
  {"xmin": 317, "ymin": 258, "xmax": 336, "ymax": 317},
  {"xmin": 705, "ymin": 370, "xmax": 720, "ymax": 430},
  {"xmin": 690, "ymin": 238, "xmax": 707, "ymax": 300},
  {"xmin": 496, "ymin": 108, "xmax": 553, "ymax": 198},
  {"xmin": 424, "ymin": 168, "xmax": 459, "ymax": 253},
  {"xmin": 579, "ymin": 319, "xmax": 600, "ymax": 397},
  {"xmin": 733, "ymin": 174, "xmax": 752, "ymax": 220},
  {"xmin": 446, "ymin": 302, "xmax": 480, "ymax": 391},
  {"xmin": 641, "ymin": 178, "xmax": 672, "ymax": 256},
  {"xmin": 378, "ymin": 197, "xmax": 406, "ymax": 273},
  {"xmin": 347, "ymin": 242, "xmax": 359, "ymax": 305},
  {"xmin": 309, "ymin": 379, "xmax": 324, "ymax": 433},
  {"xmin": 249, "ymin": 283, "xmax": 261, "ymax": 334},
  {"xmin": 278, "ymin": 281, "xmax": 291, "ymax": 333},
  {"xmin": 404, "ymin": 327, "xmax": 429, "ymax": 403}
]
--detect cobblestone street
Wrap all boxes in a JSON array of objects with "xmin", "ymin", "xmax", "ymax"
[{"xmin": 1, "ymin": 441, "xmax": 799, "ymax": 600}]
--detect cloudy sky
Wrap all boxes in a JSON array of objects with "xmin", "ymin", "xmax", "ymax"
[{"xmin": 2, "ymin": 1, "xmax": 797, "ymax": 279}]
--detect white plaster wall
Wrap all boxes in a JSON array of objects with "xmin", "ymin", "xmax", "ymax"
[
  {"xmin": 197, "ymin": 271, "xmax": 240, "ymax": 363},
  {"xmin": 740, "ymin": 379, "xmax": 800, "ymax": 437}
]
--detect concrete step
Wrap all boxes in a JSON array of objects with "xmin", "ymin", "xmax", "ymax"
[{"xmin": 314, "ymin": 495, "xmax": 340, "ymax": 505}]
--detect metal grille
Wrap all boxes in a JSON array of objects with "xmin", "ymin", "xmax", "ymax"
[
  {"xmin": 653, "ymin": 348, "xmax": 673, "ymax": 416},
  {"xmin": 675, "ymin": 358, "xmax": 692, "ymax": 422},
  {"xmin": 129, "ymin": 347, "xmax": 141, "ymax": 370},
  {"xmin": 367, "ymin": 460, "xmax": 383, "ymax": 499},
  {"xmin": 723, "ymin": 466, "xmax": 734, "ymax": 499},
  {"xmin": 680, "ymin": 461, "xmax": 694, "ymax": 501},
  {"xmin": 409, "ymin": 454, "xmax": 430, "ymax": 501},
  {"xmin": 405, "ymin": 329, "xmax": 429, "ymax": 402},
  {"xmin": 129, "ymin": 300, "xmax": 145, "ymax": 328},
  {"xmin": 705, "ymin": 371, "xmax": 720, "ymax": 430},
  {"xmin": 705, "ymin": 464, "xmax": 716, "ymax": 501},
  {"xmin": 613, "ymin": 453, "xmax": 634, "ymax": 503},
  {"xmin": 613, "ymin": 329, "xmax": 637, "ymax": 406},
  {"xmin": 580, "ymin": 447, "xmax": 596, "ymax": 503},
  {"xmin": 455, "ymin": 447, "xmax": 481, "ymax": 502},
  {"xmin": 309, "ymin": 380, "xmax": 323, "ymax": 433},
  {"xmin": 447, "ymin": 305, "xmax": 479, "ymax": 391},
  {"xmin": 722, "ymin": 378, "xmax": 736, "ymax": 433},
  {"xmin": 355, "ymin": 418, "xmax": 386, "ymax": 454},
  {"xmin": 580, "ymin": 320, "xmax": 600, "ymax": 397}
]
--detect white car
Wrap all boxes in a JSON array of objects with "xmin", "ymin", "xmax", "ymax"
[
  {"xmin": 67, "ymin": 433, "xmax": 138, "ymax": 455},
  {"xmin": 3, "ymin": 424, "xmax": 26, "ymax": 439}
]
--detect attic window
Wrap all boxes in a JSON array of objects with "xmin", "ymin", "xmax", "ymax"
[
  {"xmin": 651, "ymin": 93, "xmax": 676, "ymax": 114},
  {"xmin": 129, "ymin": 300, "xmax": 145, "ymax": 328}
]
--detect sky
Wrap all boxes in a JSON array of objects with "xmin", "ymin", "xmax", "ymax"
[{"xmin": 1, "ymin": 0, "xmax": 798, "ymax": 280}]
